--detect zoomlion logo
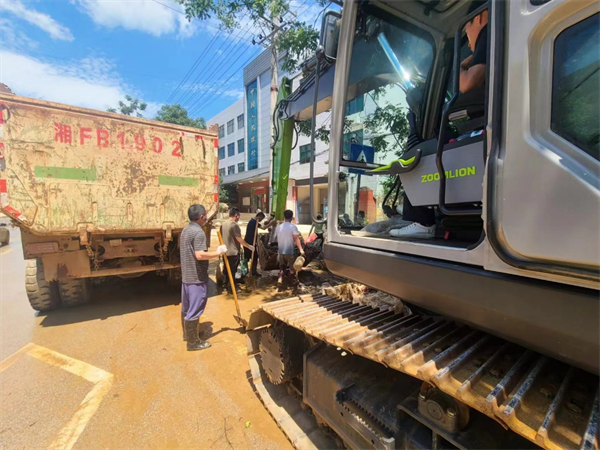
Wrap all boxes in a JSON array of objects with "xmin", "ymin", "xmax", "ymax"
[{"xmin": 421, "ymin": 166, "xmax": 476, "ymax": 183}]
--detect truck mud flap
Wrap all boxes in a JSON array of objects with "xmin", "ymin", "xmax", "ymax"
[{"xmin": 247, "ymin": 295, "xmax": 599, "ymax": 450}]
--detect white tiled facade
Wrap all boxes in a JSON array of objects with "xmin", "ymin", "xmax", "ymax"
[{"xmin": 207, "ymin": 99, "xmax": 248, "ymax": 183}]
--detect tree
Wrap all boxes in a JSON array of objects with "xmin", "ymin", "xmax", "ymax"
[
  {"xmin": 177, "ymin": 0, "xmax": 328, "ymax": 206},
  {"xmin": 154, "ymin": 104, "xmax": 206, "ymax": 129},
  {"xmin": 107, "ymin": 95, "xmax": 147, "ymax": 118},
  {"xmin": 175, "ymin": 0, "xmax": 327, "ymax": 73}
]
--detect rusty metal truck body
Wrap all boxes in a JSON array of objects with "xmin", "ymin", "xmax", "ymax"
[{"xmin": 0, "ymin": 94, "xmax": 218, "ymax": 310}]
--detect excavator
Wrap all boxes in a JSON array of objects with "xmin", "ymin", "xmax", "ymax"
[{"xmin": 247, "ymin": 0, "xmax": 599, "ymax": 449}]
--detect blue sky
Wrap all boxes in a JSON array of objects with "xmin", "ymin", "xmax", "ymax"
[{"xmin": 0, "ymin": 0, "xmax": 323, "ymax": 121}]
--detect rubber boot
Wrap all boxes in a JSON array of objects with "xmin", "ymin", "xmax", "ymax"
[
  {"xmin": 181, "ymin": 313, "xmax": 187, "ymax": 341},
  {"xmin": 185, "ymin": 319, "xmax": 211, "ymax": 351}
]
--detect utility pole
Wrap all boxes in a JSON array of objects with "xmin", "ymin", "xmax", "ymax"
[
  {"xmin": 253, "ymin": 10, "xmax": 295, "ymax": 215},
  {"xmin": 268, "ymin": 14, "xmax": 279, "ymax": 214}
]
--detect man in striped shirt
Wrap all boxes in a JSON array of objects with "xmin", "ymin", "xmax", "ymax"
[{"xmin": 180, "ymin": 204, "xmax": 227, "ymax": 351}]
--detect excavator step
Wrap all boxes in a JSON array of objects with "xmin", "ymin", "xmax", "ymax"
[{"xmin": 248, "ymin": 294, "xmax": 599, "ymax": 450}]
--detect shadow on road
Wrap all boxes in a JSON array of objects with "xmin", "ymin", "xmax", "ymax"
[{"xmin": 38, "ymin": 274, "xmax": 181, "ymax": 327}]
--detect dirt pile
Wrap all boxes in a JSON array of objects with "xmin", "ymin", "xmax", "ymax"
[{"xmin": 322, "ymin": 283, "xmax": 405, "ymax": 314}]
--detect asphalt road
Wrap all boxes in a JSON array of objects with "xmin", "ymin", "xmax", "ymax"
[{"xmin": 0, "ymin": 227, "xmax": 294, "ymax": 450}]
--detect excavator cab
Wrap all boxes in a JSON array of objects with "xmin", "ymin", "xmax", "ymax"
[
  {"xmin": 250, "ymin": 2, "xmax": 599, "ymax": 448},
  {"xmin": 284, "ymin": 0, "xmax": 599, "ymax": 372},
  {"xmin": 333, "ymin": 2, "xmax": 488, "ymax": 243}
]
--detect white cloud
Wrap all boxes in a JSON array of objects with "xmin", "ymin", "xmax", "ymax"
[
  {"xmin": 0, "ymin": 17, "xmax": 38, "ymax": 52},
  {"xmin": 0, "ymin": 50, "xmax": 158, "ymax": 113},
  {"xmin": 181, "ymin": 81, "xmax": 243, "ymax": 100},
  {"xmin": 0, "ymin": 0, "xmax": 74, "ymax": 41},
  {"xmin": 74, "ymin": 0, "xmax": 198, "ymax": 39},
  {"xmin": 142, "ymin": 101, "xmax": 162, "ymax": 119}
]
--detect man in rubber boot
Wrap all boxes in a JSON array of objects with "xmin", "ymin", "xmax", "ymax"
[
  {"xmin": 220, "ymin": 207, "xmax": 254, "ymax": 293},
  {"xmin": 180, "ymin": 204, "xmax": 227, "ymax": 351}
]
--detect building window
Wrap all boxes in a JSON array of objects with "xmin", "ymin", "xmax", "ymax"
[
  {"xmin": 551, "ymin": 13, "xmax": 599, "ymax": 162},
  {"xmin": 237, "ymin": 114, "xmax": 244, "ymax": 130},
  {"xmin": 343, "ymin": 130, "xmax": 364, "ymax": 159},
  {"xmin": 219, "ymin": 168, "xmax": 225, "ymax": 178},
  {"xmin": 227, "ymin": 119, "xmax": 234, "ymax": 135},
  {"xmin": 299, "ymin": 144, "xmax": 312, "ymax": 164},
  {"xmin": 345, "ymin": 96, "xmax": 364, "ymax": 116},
  {"xmin": 238, "ymin": 138, "xmax": 244, "ymax": 153},
  {"xmin": 238, "ymin": 162, "xmax": 245, "ymax": 173},
  {"xmin": 218, "ymin": 125, "xmax": 224, "ymax": 138},
  {"xmin": 218, "ymin": 147, "xmax": 225, "ymax": 160},
  {"xmin": 227, "ymin": 143, "xmax": 235, "ymax": 157},
  {"xmin": 228, "ymin": 165, "xmax": 235, "ymax": 175}
]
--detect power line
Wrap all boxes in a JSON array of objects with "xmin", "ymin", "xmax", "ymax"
[
  {"xmin": 174, "ymin": 15, "xmax": 255, "ymax": 106},
  {"xmin": 165, "ymin": 31, "xmax": 221, "ymax": 103},
  {"xmin": 173, "ymin": 15, "xmax": 252, "ymax": 105},
  {"xmin": 190, "ymin": 0, "xmax": 313, "ymax": 115},
  {"xmin": 189, "ymin": 46, "xmax": 263, "ymax": 116}
]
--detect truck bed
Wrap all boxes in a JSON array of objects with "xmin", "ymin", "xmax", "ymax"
[{"xmin": 0, "ymin": 94, "xmax": 218, "ymax": 235}]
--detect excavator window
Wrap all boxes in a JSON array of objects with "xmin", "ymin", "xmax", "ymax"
[
  {"xmin": 335, "ymin": 8, "xmax": 436, "ymax": 232},
  {"xmin": 335, "ymin": 2, "xmax": 488, "ymax": 246}
]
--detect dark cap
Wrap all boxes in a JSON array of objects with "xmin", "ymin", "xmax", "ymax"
[{"xmin": 468, "ymin": 0, "xmax": 488, "ymax": 16}]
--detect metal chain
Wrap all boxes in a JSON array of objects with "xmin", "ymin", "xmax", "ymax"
[
  {"xmin": 85, "ymin": 242, "xmax": 100, "ymax": 271},
  {"xmin": 159, "ymin": 233, "xmax": 172, "ymax": 266}
]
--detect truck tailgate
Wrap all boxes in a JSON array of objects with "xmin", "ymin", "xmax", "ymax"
[{"xmin": 0, "ymin": 95, "xmax": 218, "ymax": 234}]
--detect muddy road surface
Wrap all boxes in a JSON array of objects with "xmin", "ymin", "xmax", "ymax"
[{"xmin": 0, "ymin": 228, "xmax": 294, "ymax": 450}]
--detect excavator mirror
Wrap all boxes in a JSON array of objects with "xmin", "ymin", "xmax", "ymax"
[{"xmin": 321, "ymin": 11, "xmax": 341, "ymax": 61}]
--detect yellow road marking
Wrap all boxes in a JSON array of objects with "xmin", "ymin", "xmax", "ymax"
[
  {"xmin": 0, "ymin": 343, "xmax": 114, "ymax": 450},
  {"xmin": 0, "ymin": 247, "xmax": 13, "ymax": 256},
  {"xmin": 0, "ymin": 342, "xmax": 35, "ymax": 373},
  {"xmin": 48, "ymin": 377, "xmax": 114, "ymax": 450}
]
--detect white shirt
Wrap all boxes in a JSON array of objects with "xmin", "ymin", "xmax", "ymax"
[{"xmin": 276, "ymin": 221, "xmax": 299, "ymax": 255}]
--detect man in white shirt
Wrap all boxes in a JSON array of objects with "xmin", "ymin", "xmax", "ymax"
[{"xmin": 275, "ymin": 209, "xmax": 304, "ymax": 287}]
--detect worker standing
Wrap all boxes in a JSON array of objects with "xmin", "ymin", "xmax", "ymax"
[
  {"xmin": 220, "ymin": 207, "xmax": 254, "ymax": 292},
  {"xmin": 275, "ymin": 210, "xmax": 305, "ymax": 288},
  {"xmin": 180, "ymin": 204, "xmax": 227, "ymax": 351},
  {"xmin": 309, "ymin": 214, "xmax": 326, "ymax": 247},
  {"xmin": 244, "ymin": 211, "xmax": 266, "ymax": 277}
]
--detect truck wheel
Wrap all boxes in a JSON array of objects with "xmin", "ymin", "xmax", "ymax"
[
  {"xmin": 58, "ymin": 278, "xmax": 91, "ymax": 307},
  {"xmin": 0, "ymin": 227, "xmax": 9, "ymax": 246},
  {"xmin": 25, "ymin": 259, "xmax": 61, "ymax": 311},
  {"xmin": 167, "ymin": 269, "xmax": 181, "ymax": 289}
]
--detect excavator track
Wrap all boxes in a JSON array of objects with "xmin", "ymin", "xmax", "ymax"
[{"xmin": 247, "ymin": 294, "xmax": 599, "ymax": 450}]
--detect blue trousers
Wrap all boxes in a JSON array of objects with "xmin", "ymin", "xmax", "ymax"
[{"xmin": 181, "ymin": 282, "xmax": 208, "ymax": 321}]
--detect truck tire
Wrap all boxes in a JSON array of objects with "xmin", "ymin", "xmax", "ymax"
[
  {"xmin": 167, "ymin": 269, "xmax": 182, "ymax": 290},
  {"xmin": 25, "ymin": 259, "xmax": 61, "ymax": 311},
  {"xmin": 58, "ymin": 278, "xmax": 91, "ymax": 307},
  {"xmin": 0, "ymin": 226, "xmax": 9, "ymax": 246}
]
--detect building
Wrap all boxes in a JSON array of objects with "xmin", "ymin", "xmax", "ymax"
[{"xmin": 208, "ymin": 49, "xmax": 330, "ymax": 223}]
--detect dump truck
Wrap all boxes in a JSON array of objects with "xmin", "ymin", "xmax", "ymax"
[
  {"xmin": 0, "ymin": 94, "xmax": 218, "ymax": 311},
  {"xmin": 245, "ymin": 0, "xmax": 600, "ymax": 449}
]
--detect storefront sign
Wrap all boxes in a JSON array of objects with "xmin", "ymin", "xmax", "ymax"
[{"xmin": 246, "ymin": 80, "xmax": 258, "ymax": 170}]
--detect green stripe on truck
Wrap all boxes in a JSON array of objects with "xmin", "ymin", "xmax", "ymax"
[
  {"xmin": 158, "ymin": 175, "xmax": 199, "ymax": 187},
  {"xmin": 34, "ymin": 166, "xmax": 97, "ymax": 181}
]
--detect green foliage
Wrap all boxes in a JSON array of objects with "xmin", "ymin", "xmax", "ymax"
[
  {"xmin": 298, "ymin": 105, "xmax": 410, "ymax": 158},
  {"xmin": 175, "ymin": 0, "xmax": 327, "ymax": 73},
  {"xmin": 154, "ymin": 104, "xmax": 206, "ymax": 129},
  {"xmin": 107, "ymin": 95, "xmax": 147, "ymax": 118},
  {"xmin": 219, "ymin": 183, "xmax": 238, "ymax": 205},
  {"xmin": 296, "ymin": 119, "xmax": 332, "ymax": 145},
  {"xmin": 277, "ymin": 21, "xmax": 320, "ymax": 72},
  {"xmin": 363, "ymin": 104, "xmax": 410, "ymax": 157}
]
